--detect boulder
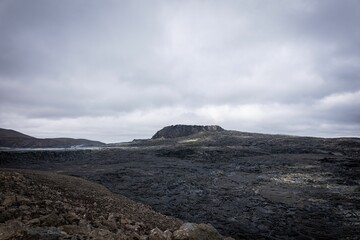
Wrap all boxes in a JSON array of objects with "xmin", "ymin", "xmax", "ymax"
[
  {"xmin": 149, "ymin": 227, "xmax": 166, "ymax": 240},
  {"xmin": 174, "ymin": 222, "xmax": 234, "ymax": 240}
]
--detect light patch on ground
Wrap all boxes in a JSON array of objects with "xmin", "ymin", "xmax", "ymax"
[
  {"xmin": 272, "ymin": 173, "xmax": 359, "ymax": 194},
  {"xmin": 287, "ymin": 164, "xmax": 319, "ymax": 170},
  {"xmin": 178, "ymin": 138, "xmax": 200, "ymax": 143},
  {"xmin": 272, "ymin": 173, "xmax": 329, "ymax": 185}
]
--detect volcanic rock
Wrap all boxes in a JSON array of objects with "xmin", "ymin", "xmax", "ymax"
[
  {"xmin": 152, "ymin": 125, "xmax": 224, "ymax": 139},
  {"xmin": 2, "ymin": 127, "xmax": 360, "ymax": 239},
  {"xmin": 0, "ymin": 169, "xmax": 232, "ymax": 240}
]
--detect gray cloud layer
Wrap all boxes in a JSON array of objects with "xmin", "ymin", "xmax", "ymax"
[{"xmin": 0, "ymin": 0, "xmax": 359, "ymax": 142}]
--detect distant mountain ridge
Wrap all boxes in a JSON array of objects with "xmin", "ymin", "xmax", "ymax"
[
  {"xmin": 0, "ymin": 128, "xmax": 34, "ymax": 139},
  {"xmin": 152, "ymin": 125, "xmax": 224, "ymax": 139},
  {"xmin": 0, "ymin": 128, "xmax": 105, "ymax": 148}
]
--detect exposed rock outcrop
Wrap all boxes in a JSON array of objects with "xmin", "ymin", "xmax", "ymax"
[{"xmin": 152, "ymin": 125, "xmax": 224, "ymax": 139}]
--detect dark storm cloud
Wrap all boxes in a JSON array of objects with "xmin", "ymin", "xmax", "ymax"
[{"xmin": 0, "ymin": 0, "xmax": 359, "ymax": 142}]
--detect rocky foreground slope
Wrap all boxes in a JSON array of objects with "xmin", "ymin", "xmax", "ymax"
[{"xmin": 0, "ymin": 169, "xmax": 232, "ymax": 240}]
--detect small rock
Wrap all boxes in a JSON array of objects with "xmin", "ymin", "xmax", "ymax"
[
  {"xmin": 74, "ymin": 206, "xmax": 84, "ymax": 213},
  {"xmin": 176, "ymin": 222, "xmax": 225, "ymax": 240},
  {"xmin": 39, "ymin": 212, "xmax": 65, "ymax": 227},
  {"xmin": 173, "ymin": 229, "xmax": 189, "ymax": 240},
  {"xmin": 120, "ymin": 218, "xmax": 131, "ymax": 224},
  {"xmin": 129, "ymin": 232, "xmax": 142, "ymax": 240},
  {"xmin": 164, "ymin": 229, "xmax": 173, "ymax": 240},
  {"xmin": 107, "ymin": 213, "xmax": 115, "ymax": 221},
  {"xmin": 27, "ymin": 218, "xmax": 41, "ymax": 225},
  {"xmin": 19, "ymin": 205, "xmax": 30, "ymax": 211},
  {"xmin": 59, "ymin": 224, "xmax": 89, "ymax": 235},
  {"xmin": 104, "ymin": 218, "xmax": 117, "ymax": 231},
  {"xmin": 78, "ymin": 219, "xmax": 92, "ymax": 232},
  {"xmin": 125, "ymin": 223, "xmax": 139, "ymax": 231},
  {"xmin": 63, "ymin": 211, "xmax": 80, "ymax": 224},
  {"xmin": 89, "ymin": 228, "xmax": 114, "ymax": 239},
  {"xmin": 2, "ymin": 195, "xmax": 16, "ymax": 207},
  {"xmin": 149, "ymin": 227, "xmax": 166, "ymax": 240},
  {"xmin": 16, "ymin": 195, "xmax": 31, "ymax": 205},
  {"xmin": 115, "ymin": 229, "xmax": 128, "ymax": 239},
  {"xmin": 44, "ymin": 199, "xmax": 53, "ymax": 206}
]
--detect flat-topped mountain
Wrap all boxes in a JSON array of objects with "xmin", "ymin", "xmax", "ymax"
[
  {"xmin": 152, "ymin": 124, "xmax": 224, "ymax": 139},
  {"xmin": 0, "ymin": 128, "xmax": 105, "ymax": 148}
]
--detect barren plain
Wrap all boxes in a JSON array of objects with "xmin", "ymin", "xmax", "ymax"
[{"xmin": 1, "ymin": 127, "xmax": 360, "ymax": 239}]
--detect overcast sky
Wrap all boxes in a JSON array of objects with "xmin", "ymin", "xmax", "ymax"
[{"xmin": 0, "ymin": 0, "xmax": 359, "ymax": 143}]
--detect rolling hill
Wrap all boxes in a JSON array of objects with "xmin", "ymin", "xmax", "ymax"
[{"xmin": 0, "ymin": 128, "xmax": 105, "ymax": 148}]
